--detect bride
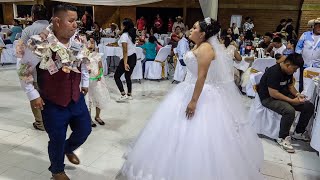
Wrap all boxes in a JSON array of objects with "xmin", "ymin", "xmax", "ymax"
[{"xmin": 117, "ymin": 17, "xmax": 264, "ymax": 180}]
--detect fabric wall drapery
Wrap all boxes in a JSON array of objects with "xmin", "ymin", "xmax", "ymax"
[
  {"xmin": 49, "ymin": 0, "xmax": 163, "ymax": 6},
  {"xmin": 199, "ymin": 0, "xmax": 218, "ymax": 20}
]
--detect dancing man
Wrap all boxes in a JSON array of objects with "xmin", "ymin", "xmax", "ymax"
[{"xmin": 17, "ymin": 4, "xmax": 92, "ymax": 180}]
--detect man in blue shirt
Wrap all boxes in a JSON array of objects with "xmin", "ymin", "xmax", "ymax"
[{"xmin": 295, "ymin": 18, "xmax": 320, "ymax": 91}]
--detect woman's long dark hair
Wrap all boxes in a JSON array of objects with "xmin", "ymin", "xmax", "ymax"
[{"xmin": 122, "ymin": 18, "xmax": 136, "ymax": 43}]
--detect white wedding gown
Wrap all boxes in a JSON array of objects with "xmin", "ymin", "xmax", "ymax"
[{"xmin": 118, "ymin": 36, "xmax": 264, "ymax": 180}]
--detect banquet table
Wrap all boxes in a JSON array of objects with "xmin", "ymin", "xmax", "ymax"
[
  {"xmin": 100, "ymin": 38, "xmax": 117, "ymax": 45},
  {"xmin": 98, "ymin": 44, "xmax": 123, "ymax": 75}
]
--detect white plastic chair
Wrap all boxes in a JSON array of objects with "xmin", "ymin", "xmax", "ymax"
[{"xmin": 144, "ymin": 46, "xmax": 171, "ymax": 80}]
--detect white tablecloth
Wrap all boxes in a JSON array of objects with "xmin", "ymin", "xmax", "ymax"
[
  {"xmin": 100, "ymin": 38, "xmax": 117, "ymax": 45},
  {"xmin": 98, "ymin": 45, "xmax": 123, "ymax": 75}
]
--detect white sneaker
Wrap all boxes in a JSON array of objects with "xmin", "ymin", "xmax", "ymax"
[
  {"xmin": 127, "ymin": 95, "xmax": 133, "ymax": 100},
  {"xmin": 292, "ymin": 131, "xmax": 310, "ymax": 142},
  {"xmin": 116, "ymin": 95, "xmax": 128, "ymax": 102},
  {"xmin": 277, "ymin": 136, "xmax": 295, "ymax": 153}
]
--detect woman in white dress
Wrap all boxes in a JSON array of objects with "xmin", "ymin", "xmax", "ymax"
[{"xmin": 117, "ymin": 17, "xmax": 264, "ymax": 180}]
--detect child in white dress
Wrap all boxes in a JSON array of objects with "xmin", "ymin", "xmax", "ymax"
[{"xmin": 87, "ymin": 38, "xmax": 110, "ymax": 127}]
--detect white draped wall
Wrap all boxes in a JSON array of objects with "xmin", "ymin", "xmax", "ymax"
[
  {"xmin": 49, "ymin": 0, "xmax": 163, "ymax": 6},
  {"xmin": 199, "ymin": 0, "xmax": 218, "ymax": 20}
]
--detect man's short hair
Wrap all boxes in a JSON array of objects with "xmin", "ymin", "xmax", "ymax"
[
  {"xmin": 264, "ymin": 32, "xmax": 273, "ymax": 39},
  {"xmin": 284, "ymin": 53, "xmax": 304, "ymax": 67},
  {"xmin": 280, "ymin": 19, "xmax": 286, "ymax": 23},
  {"xmin": 275, "ymin": 53, "xmax": 282, "ymax": 60},
  {"xmin": 287, "ymin": 18, "xmax": 293, "ymax": 23},
  {"xmin": 272, "ymin": 37, "xmax": 282, "ymax": 43},
  {"xmin": 53, "ymin": 3, "xmax": 77, "ymax": 17},
  {"xmin": 31, "ymin": 4, "xmax": 47, "ymax": 20}
]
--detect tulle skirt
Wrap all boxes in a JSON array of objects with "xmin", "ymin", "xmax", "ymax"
[{"xmin": 118, "ymin": 81, "xmax": 264, "ymax": 180}]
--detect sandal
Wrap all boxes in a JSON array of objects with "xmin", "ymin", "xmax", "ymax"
[
  {"xmin": 95, "ymin": 117, "xmax": 105, "ymax": 125},
  {"xmin": 91, "ymin": 121, "xmax": 97, "ymax": 127}
]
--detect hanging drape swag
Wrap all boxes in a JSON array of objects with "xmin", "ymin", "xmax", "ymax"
[{"xmin": 199, "ymin": 0, "xmax": 218, "ymax": 20}]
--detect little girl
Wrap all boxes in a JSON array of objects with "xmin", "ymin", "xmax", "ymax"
[{"xmin": 87, "ymin": 46, "xmax": 110, "ymax": 127}]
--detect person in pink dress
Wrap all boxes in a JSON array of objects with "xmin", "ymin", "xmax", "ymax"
[
  {"xmin": 154, "ymin": 14, "xmax": 163, "ymax": 33},
  {"xmin": 137, "ymin": 16, "xmax": 146, "ymax": 31}
]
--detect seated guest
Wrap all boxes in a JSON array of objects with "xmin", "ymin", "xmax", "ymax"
[
  {"xmin": 277, "ymin": 39, "xmax": 297, "ymax": 63},
  {"xmin": 221, "ymin": 36, "xmax": 242, "ymax": 86},
  {"xmin": 274, "ymin": 53, "xmax": 282, "ymax": 63},
  {"xmin": 258, "ymin": 32, "xmax": 273, "ymax": 50},
  {"xmin": 87, "ymin": 35, "xmax": 97, "ymax": 52},
  {"xmin": 104, "ymin": 23, "xmax": 119, "ymax": 38},
  {"xmin": 227, "ymin": 27, "xmax": 236, "ymax": 41},
  {"xmin": 5, "ymin": 19, "xmax": 22, "ymax": 44},
  {"xmin": 92, "ymin": 22, "xmax": 102, "ymax": 44},
  {"xmin": 169, "ymin": 26, "xmax": 183, "ymax": 48},
  {"xmin": 276, "ymin": 19, "xmax": 287, "ymax": 34},
  {"xmin": 270, "ymin": 37, "xmax": 286, "ymax": 57},
  {"xmin": 141, "ymin": 35, "xmax": 157, "ymax": 74},
  {"xmin": 172, "ymin": 16, "xmax": 185, "ymax": 32},
  {"xmin": 236, "ymin": 33, "xmax": 245, "ymax": 48},
  {"xmin": 258, "ymin": 53, "xmax": 314, "ymax": 153}
]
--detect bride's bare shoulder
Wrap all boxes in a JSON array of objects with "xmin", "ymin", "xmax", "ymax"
[{"xmin": 195, "ymin": 42, "xmax": 215, "ymax": 60}]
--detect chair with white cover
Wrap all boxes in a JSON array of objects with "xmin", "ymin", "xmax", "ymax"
[
  {"xmin": 302, "ymin": 67, "xmax": 320, "ymax": 103},
  {"xmin": 1, "ymin": 40, "xmax": 18, "ymax": 64},
  {"xmin": 120, "ymin": 47, "xmax": 145, "ymax": 82},
  {"xmin": 249, "ymin": 72, "xmax": 301, "ymax": 139},
  {"xmin": 173, "ymin": 59, "xmax": 186, "ymax": 82},
  {"xmin": 249, "ymin": 72, "xmax": 282, "ymax": 139},
  {"xmin": 173, "ymin": 48, "xmax": 186, "ymax": 82},
  {"xmin": 311, "ymin": 103, "xmax": 320, "ymax": 154},
  {"xmin": 251, "ymin": 58, "xmax": 276, "ymax": 73},
  {"xmin": 244, "ymin": 58, "xmax": 276, "ymax": 97},
  {"xmin": 144, "ymin": 46, "xmax": 171, "ymax": 80},
  {"xmin": 0, "ymin": 37, "xmax": 5, "ymax": 47},
  {"xmin": 157, "ymin": 39, "xmax": 164, "ymax": 46}
]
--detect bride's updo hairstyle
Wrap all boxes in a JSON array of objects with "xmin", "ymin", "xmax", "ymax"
[{"xmin": 199, "ymin": 17, "xmax": 221, "ymax": 40}]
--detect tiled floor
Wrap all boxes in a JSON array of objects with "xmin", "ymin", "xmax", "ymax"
[{"xmin": 0, "ymin": 64, "xmax": 320, "ymax": 180}]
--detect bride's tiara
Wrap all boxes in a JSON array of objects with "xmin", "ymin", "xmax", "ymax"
[{"xmin": 205, "ymin": 17, "xmax": 211, "ymax": 25}]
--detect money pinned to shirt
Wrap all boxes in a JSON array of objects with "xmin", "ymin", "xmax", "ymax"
[{"xmin": 46, "ymin": 58, "xmax": 59, "ymax": 75}]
